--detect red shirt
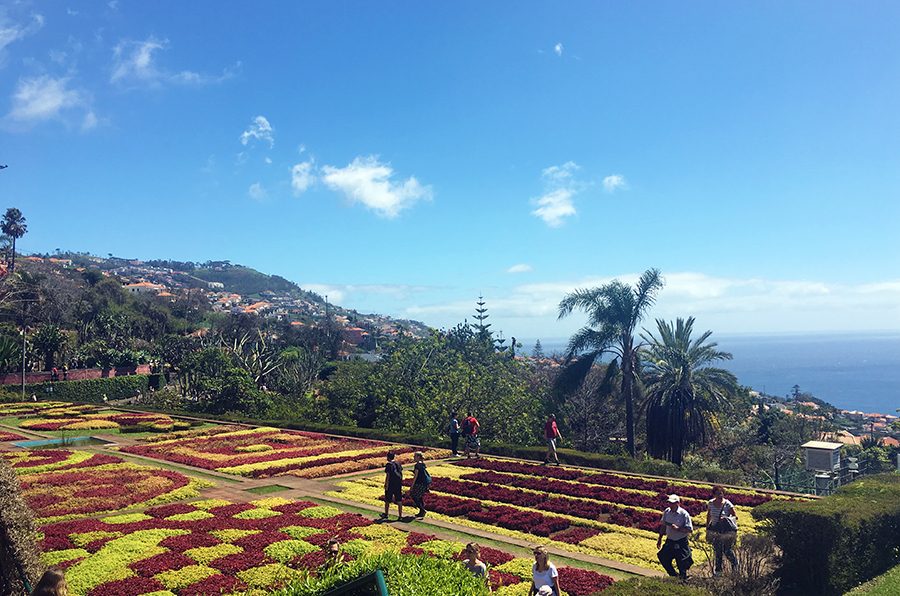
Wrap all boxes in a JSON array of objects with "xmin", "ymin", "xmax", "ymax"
[
  {"xmin": 467, "ymin": 416, "xmax": 480, "ymax": 435},
  {"xmin": 545, "ymin": 419, "xmax": 559, "ymax": 439}
]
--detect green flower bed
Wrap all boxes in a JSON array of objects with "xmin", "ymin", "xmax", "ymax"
[{"xmin": 275, "ymin": 551, "xmax": 492, "ymax": 596}]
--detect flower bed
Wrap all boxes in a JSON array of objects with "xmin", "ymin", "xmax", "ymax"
[
  {"xmin": 16, "ymin": 409, "xmax": 187, "ymax": 433},
  {"xmin": 120, "ymin": 426, "xmax": 449, "ymax": 478},
  {"xmin": 0, "ymin": 430, "xmax": 26, "ymax": 441},
  {"xmin": 3, "ymin": 449, "xmax": 210, "ymax": 523},
  {"xmin": 37, "ymin": 497, "xmax": 614, "ymax": 595},
  {"xmin": 329, "ymin": 458, "xmax": 803, "ymax": 570}
]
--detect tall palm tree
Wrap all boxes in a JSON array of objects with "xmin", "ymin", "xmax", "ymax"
[
  {"xmin": 557, "ymin": 268, "xmax": 664, "ymax": 456},
  {"xmin": 0, "ymin": 208, "xmax": 27, "ymax": 273},
  {"xmin": 641, "ymin": 317, "xmax": 737, "ymax": 465}
]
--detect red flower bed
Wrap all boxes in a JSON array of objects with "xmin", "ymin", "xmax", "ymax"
[
  {"xmin": 558, "ymin": 567, "xmax": 615, "ymax": 595},
  {"xmin": 159, "ymin": 532, "xmax": 221, "ymax": 552},
  {"xmin": 552, "ymin": 526, "xmax": 602, "ymax": 545},
  {"xmin": 130, "ymin": 551, "xmax": 196, "ymax": 577},
  {"xmin": 179, "ymin": 574, "xmax": 245, "ymax": 596},
  {"xmin": 0, "ymin": 431, "xmax": 26, "ymax": 441},
  {"xmin": 468, "ymin": 505, "xmax": 569, "ymax": 536},
  {"xmin": 88, "ymin": 576, "xmax": 166, "ymax": 596},
  {"xmin": 489, "ymin": 570, "xmax": 523, "ymax": 590},
  {"xmin": 208, "ymin": 549, "xmax": 268, "ymax": 574}
]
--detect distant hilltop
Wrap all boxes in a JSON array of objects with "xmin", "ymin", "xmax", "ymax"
[{"xmin": 20, "ymin": 252, "xmax": 432, "ymax": 339}]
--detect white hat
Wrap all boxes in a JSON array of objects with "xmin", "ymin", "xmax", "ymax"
[
  {"xmin": 667, "ymin": 494, "xmax": 680, "ymax": 503},
  {"xmin": 537, "ymin": 587, "xmax": 554, "ymax": 596}
]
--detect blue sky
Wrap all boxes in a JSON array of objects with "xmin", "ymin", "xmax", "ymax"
[{"xmin": 2, "ymin": 1, "xmax": 900, "ymax": 338}]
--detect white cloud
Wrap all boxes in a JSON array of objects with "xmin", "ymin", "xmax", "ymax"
[
  {"xmin": 240, "ymin": 115, "xmax": 274, "ymax": 148},
  {"xmin": 264, "ymin": 157, "xmax": 272, "ymax": 165},
  {"xmin": 321, "ymin": 155, "xmax": 432, "ymax": 218},
  {"xmin": 0, "ymin": 14, "xmax": 44, "ymax": 62},
  {"xmin": 507, "ymin": 264, "xmax": 533, "ymax": 274},
  {"xmin": 300, "ymin": 284, "xmax": 345, "ymax": 304},
  {"xmin": 7, "ymin": 75, "xmax": 84, "ymax": 123},
  {"xmin": 602, "ymin": 174, "xmax": 627, "ymax": 193},
  {"xmin": 248, "ymin": 182, "xmax": 267, "ymax": 201},
  {"xmin": 81, "ymin": 110, "xmax": 98, "ymax": 131},
  {"xmin": 405, "ymin": 272, "xmax": 900, "ymax": 335},
  {"xmin": 111, "ymin": 37, "xmax": 236, "ymax": 86},
  {"xmin": 532, "ymin": 189, "xmax": 575, "ymax": 227},
  {"xmin": 291, "ymin": 160, "xmax": 315, "ymax": 195},
  {"xmin": 531, "ymin": 161, "xmax": 581, "ymax": 227},
  {"xmin": 553, "ymin": 42, "xmax": 564, "ymax": 56}
]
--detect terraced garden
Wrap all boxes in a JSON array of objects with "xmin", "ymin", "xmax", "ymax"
[{"xmin": 0, "ymin": 400, "xmax": 807, "ymax": 594}]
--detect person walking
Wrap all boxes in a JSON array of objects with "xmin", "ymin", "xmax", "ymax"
[
  {"xmin": 463, "ymin": 411, "xmax": 481, "ymax": 459},
  {"xmin": 449, "ymin": 412, "xmax": 461, "ymax": 457},
  {"xmin": 656, "ymin": 494, "xmax": 694, "ymax": 580},
  {"xmin": 409, "ymin": 451, "xmax": 431, "ymax": 518},
  {"xmin": 706, "ymin": 485, "xmax": 738, "ymax": 575},
  {"xmin": 543, "ymin": 414, "xmax": 562, "ymax": 466},
  {"xmin": 379, "ymin": 452, "xmax": 404, "ymax": 521},
  {"xmin": 529, "ymin": 546, "xmax": 560, "ymax": 596},
  {"xmin": 462, "ymin": 543, "xmax": 491, "ymax": 592}
]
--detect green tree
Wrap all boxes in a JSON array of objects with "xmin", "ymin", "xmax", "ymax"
[
  {"xmin": 557, "ymin": 268, "xmax": 664, "ymax": 456},
  {"xmin": 640, "ymin": 317, "xmax": 738, "ymax": 465},
  {"xmin": 0, "ymin": 208, "xmax": 27, "ymax": 273},
  {"xmin": 531, "ymin": 339, "xmax": 544, "ymax": 359},
  {"xmin": 31, "ymin": 324, "xmax": 68, "ymax": 370}
]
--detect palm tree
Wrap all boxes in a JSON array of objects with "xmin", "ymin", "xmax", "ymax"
[
  {"xmin": 557, "ymin": 268, "xmax": 664, "ymax": 456},
  {"xmin": 641, "ymin": 317, "xmax": 737, "ymax": 465},
  {"xmin": 0, "ymin": 208, "xmax": 27, "ymax": 273}
]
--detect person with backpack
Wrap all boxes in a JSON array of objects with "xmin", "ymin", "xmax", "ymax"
[
  {"xmin": 409, "ymin": 451, "xmax": 431, "ymax": 518},
  {"xmin": 706, "ymin": 485, "xmax": 738, "ymax": 575},
  {"xmin": 463, "ymin": 411, "xmax": 481, "ymax": 459},
  {"xmin": 543, "ymin": 414, "xmax": 562, "ymax": 466},
  {"xmin": 380, "ymin": 451, "xmax": 404, "ymax": 521},
  {"xmin": 448, "ymin": 412, "xmax": 461, "ymax": 456}
]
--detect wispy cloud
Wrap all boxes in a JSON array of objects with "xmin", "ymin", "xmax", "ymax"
[
  {"xmin": 240, "ymin": 115, "xmax": 274, "ymax": 148},
  {"xmin": 248, "ymin": 182, "xmax": 267, "ymax": 201},
  {"xmin": 321, "ymin": 156, "xmax": 432, "ymax": 218},
  {"xmin": 111, "ymin": 36, "xmax": 237, "ymax": 87},
  {"xmin": 301, "ymin": 282, "xmax": 433, "ymax": 305},
  {"xmin": 602, "ymin": 174, "xmax": 627, "ymax": 193},
  {"xmin": 553, "ymin": 42, "xmax": 564, "ymax": 57},
  {"xmin": 507, "ymin": 264, "xmax": 533, "ymax": 274},
  {"xmin": 291, "ymin": 160, "xmax": 315, "ymax": 195},
  {"xmin": 531, "ymin": 161, "xmax": 581, "ymax": 227},
  {"xmin": 6, "ymin": 75, "xmax": 85, "ymax": 124},
  {"xmin": 0, "ymin": 13, "xmax": 44, "ymax": 64}
]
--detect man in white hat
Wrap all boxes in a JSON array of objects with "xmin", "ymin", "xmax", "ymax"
[{"xmin": 656, "ymin": 494, "xmax": 694, "ymax": 580}]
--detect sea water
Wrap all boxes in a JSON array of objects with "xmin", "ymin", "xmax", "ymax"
[{"xmin": 525, "ymin": 332, "xmax": 900, "ymax": 414}]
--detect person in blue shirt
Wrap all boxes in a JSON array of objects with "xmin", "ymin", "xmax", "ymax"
[{"xmin": 656, "ymin": 494, "xmax": 694, "ymax": 580}]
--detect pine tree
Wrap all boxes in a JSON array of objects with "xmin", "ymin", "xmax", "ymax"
[
  {"xmin": 532, "ymin": 339, "xmax": 544, "ymax": 358},
  {"xmin": 472, "ymin": 295, "xmax": 492, "ymax": 342}
]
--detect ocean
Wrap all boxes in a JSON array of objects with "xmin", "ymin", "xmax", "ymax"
[{"xmin": 524, "ymin": 332, "xmax": 900, "ymax": 415}]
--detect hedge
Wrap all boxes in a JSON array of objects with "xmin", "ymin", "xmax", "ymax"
[
  {"xmin": 0, "ymin": 458, "xmax": 42, "ymax": 595},
  {"xmin": 848, "ymin": 563, "xmax": 900, "ymax": 595},
  {"xmin": 0, "ymin": 374, "xmax": 161, "ymax": 404},
  {"xmin": 600, "ymin": 577, "xmax": 711, "ymax": 595},
  {"xmin": 752, "ymin": 473, "xmax": 900, "ymax": 595}
]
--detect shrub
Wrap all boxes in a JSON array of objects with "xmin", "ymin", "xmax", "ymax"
[
  {"xmin": 601, "ymin": 577, "xmax": 711, "ymax": 595},
  {"xmin": 752, "ymin": 473, "xmax": 900, "ymax": 595},
  {"xmin": 0, "ymin": 374, "xmax": 150, "ymax": 403},
  {"xmin": 0, "ymin": 458, "xmax": 42, "ymax": 595},
  {"xmin": 848, "ymin": 562, "xmax": 900, "ymax": 595},
  {"xmin": 275, "ymin": 551, "xmax": 491, "ymax": 596}
]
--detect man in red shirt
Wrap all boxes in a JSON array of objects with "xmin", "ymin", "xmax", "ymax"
[
  {"xmin": 463, "ymin": 411, "xmax": 481, "ymax": 459},
  {"xmin": 543, "ymin": 414, "xmax": 562, "ymax": 466}
]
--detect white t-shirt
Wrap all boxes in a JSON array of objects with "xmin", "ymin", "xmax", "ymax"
[{"xmin": 532, "ymin": 562, "xmax": 558, "ymax": 589}]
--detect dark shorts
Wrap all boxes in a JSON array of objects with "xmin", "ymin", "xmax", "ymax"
[
  {"xmin": 385, "ymin": 484, "xmax": 402, "ymax": 503},
  {"xmin": 546, "ymin": 438, "xmax": 557, "ymax": 451},
  {"xmin": 466, "ymin": 434, "xmax": 480, "ymax": 449}
]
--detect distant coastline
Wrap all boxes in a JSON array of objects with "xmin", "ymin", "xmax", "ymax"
[{"xmin": 523, "ymin": 331, "xmax": 900, "ymax": 416}]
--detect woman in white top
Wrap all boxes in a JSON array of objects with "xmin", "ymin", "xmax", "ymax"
[
  {"xmin": 529, "ymin": 546, "xmax": 560, "ymax": 596},
  {"xmin": 706, "ymin": 485, "xmax": 738, "ymax": 575}
]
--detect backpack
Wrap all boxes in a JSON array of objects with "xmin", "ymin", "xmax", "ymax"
[
  {"xmin": 420, "ymin": 464, "xmax": 432, "ymax": 487},
  {"xmin": 461, "ymin": 417, "xmax": 472, "ymax": 435},
  {"xmin": 388, "ymin": 461, "xmax": 402, "ymax": 480}
]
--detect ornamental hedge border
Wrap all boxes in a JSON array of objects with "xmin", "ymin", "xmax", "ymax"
[
  {"xmin": 0, "ymin": 374, "xmax": 163, "ymax": 404},
  {"xmin": 752, "ymin": 473, "xmax": 900, "ymax": 596}
]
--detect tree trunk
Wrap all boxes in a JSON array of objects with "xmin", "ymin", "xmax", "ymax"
[
  {"xmin": 9, "ymin": 236, "xmax": 15, "ymax": 273},
  {"xmin": 622, "ymin": 338, "xmax": 635, "ymax": 457}
]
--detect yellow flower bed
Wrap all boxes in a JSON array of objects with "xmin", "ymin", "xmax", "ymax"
[{"xmin": 216, "ymin": 445, "xmax": 395, "ymax": 476}]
